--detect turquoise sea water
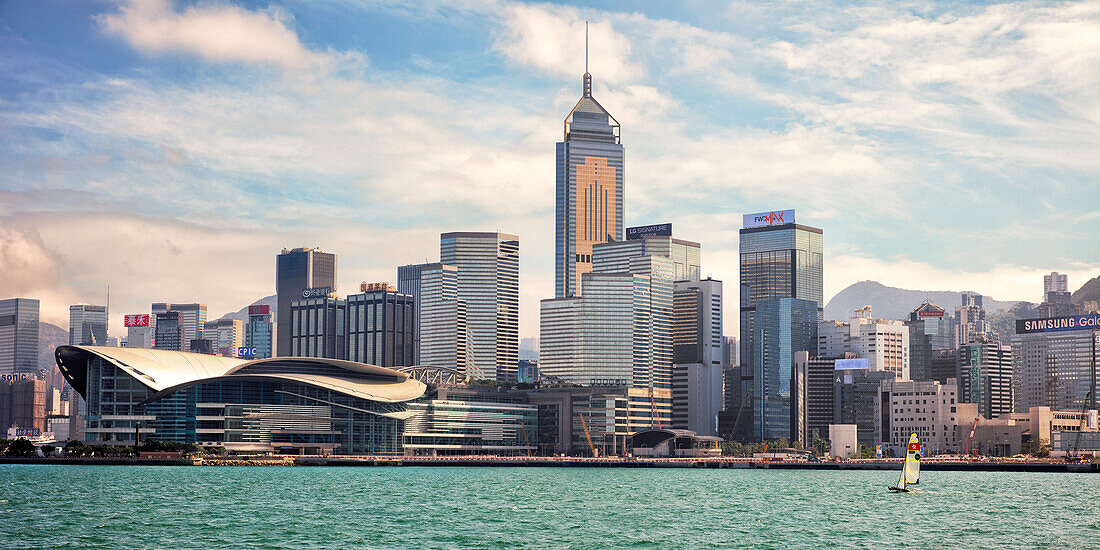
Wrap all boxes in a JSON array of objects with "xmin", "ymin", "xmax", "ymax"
[{"xmin": 2, "ymin": 465, "xmax": 1098, "ymax": 549}]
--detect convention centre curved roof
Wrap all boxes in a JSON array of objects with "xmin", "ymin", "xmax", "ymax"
[{"xmin": 56, "ymin": 346, "xmax": 427, "ymax": 406}]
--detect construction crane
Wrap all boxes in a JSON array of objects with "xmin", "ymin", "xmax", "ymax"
[
  {"xmin": 648, "ymin": 386, "xmax": 662, "ymax": 429},
  {"xmin": 1071, "ymin": 390, "xmax": 1092, "ymax": 461},
  {"xmin": 964, "ymin": 417, "xmax": 980, "ymax": 456},
  {"xmin": 519, "ymin": 421, "xmax": 534, "ymax": 457},
  {"xmin": 578, "ymin": 412, "xmax": 597, "ymax": 457},
  {"xmin": 730, "ymin": 388, "xmax": 752, "ymax": 438}
]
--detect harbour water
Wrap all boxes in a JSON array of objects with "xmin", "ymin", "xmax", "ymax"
[{"xmin": 2, "ymin": 465, "xmax": 1097, "ymax": 548}]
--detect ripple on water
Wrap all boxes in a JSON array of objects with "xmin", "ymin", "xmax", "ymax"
[{"xmin": 0, "ymin": 466, "xmax": 1097, "ymax": 548}]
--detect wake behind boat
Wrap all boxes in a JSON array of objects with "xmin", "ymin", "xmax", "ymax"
[{"xmin": 889, "ymin": 433, "xmax": 921, "ymax": 492}]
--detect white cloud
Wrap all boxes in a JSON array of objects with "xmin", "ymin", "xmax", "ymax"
[
  {"xmin": 496, "ymin": 4, "xmax": 642, "ymax": 84},
  {"xmin": 98, "ymin": 0, "xmax": 336, "ymax": 71}
]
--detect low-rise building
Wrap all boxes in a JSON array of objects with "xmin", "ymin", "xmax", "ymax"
[{"xmin": 880, "ymin": 378, "xmax": 977, "ymax": 456}]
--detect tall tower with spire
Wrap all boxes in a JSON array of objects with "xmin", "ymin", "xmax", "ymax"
[{"xmin": 555, "ymin": 22, "xmax": 624, "ymax": 298}]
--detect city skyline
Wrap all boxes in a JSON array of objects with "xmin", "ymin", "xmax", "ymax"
[{"xmin": 2, "ymin": 1, "xmax": 1099, "ymax": 339}]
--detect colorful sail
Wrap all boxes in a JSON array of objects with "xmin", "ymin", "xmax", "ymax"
[
  {"xmin": 892, "ymin": 433, "xmax": 921, "ymax": 491},
  {"xmin": 903, "ymin": 434, "xmax": 921, "ymax": 485}
]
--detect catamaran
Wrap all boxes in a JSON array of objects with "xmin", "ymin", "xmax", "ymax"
[{"xmin": 889, "ymin": 433, "xmax": 921, "ymax": 492}]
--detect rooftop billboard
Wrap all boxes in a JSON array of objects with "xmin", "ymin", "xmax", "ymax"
[
  {"xmin": 1016, "ymin": 314, "xmax": 1100, "ymax": 334},
  {"xmin": 743, "ymin": 209, "xmax": 795, "ymax": 228},
  {"xmin": 626, "ymin": 223, "xmax": 672, "ymax": 240},
  {"xmin": 834, "ymin": 358, "xmax": 870, "ymax": 370}
]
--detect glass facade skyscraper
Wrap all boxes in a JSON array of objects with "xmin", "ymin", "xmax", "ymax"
[
  {"xmin": 244, "ymin": 306, "xmax": 273, "ymax": 359},
  {"xmin": 398, "ymin": 262, "xmax": 469, "ymax": 372},
  {"xmin": 345, "ymin": 289, "xmax": 415, "ymax": 367},
  {"xmin": 737, "ymin": 219, "xmax": 822, "ymax": 441},
  {"xmin": 69, "ymin": 304, "xmax": 107, "ymax": 346},
  {"xmin": 276, "ymin": 248, "xmax": 336, "ymax": 357},
  {"xmin": 556, "ymin": 69, "xmax": 624, "ymax": 298},
  {"xmin": 441, "ymin": 232, "xmax": 519, "ymax": 382},
  {"xmin": 0, "ymin": 298, "xmax": 39, "ymax": 377},
  {"xmin": 753, "ymin": 297, "xmax": 818, "ymax": 441}
]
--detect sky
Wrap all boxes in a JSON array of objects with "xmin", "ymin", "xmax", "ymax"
[{"xmin": 1, "ymin": 0, "xmax": 1099, "ymax": 339}]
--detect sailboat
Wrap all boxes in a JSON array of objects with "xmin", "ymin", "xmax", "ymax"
[{"xmin": 889, "ymin": 433, "xmax": 921, "ymax": 492}]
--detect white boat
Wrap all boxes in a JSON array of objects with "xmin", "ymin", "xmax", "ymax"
[{"xmin": 889, "ymin": 433, "xmax": 921, "ymax": 492}]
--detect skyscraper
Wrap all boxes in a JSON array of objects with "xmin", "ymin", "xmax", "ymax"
[
  {"xmin": 153, "ymin": 311, "xmax": 182, "ymax": 352},
  {"xmin": 555, "ymin": 58, "xmax": 624, "ymax": 298},
  {"xmin": 671, "ymin": 278, "xmax": 723, "ymax": 436},
  {"xmin": 68, "ymin": 304, "xmax": 107, "ymax": 346},
  {"xmin": 1044, "ymin": 272, "xmax": 1068, "ymax": 302},
  {"xmin": 203, "ymin": 318, "xmax": 244, "ymax": 358},
  {"xmin": 957, "ymin": 337, "xmax": 1013, "ymax": 419},
  {"xmin": 753, "ymin": 297, "xmax": 818, "ymax": 442},
  {"xmin": 0, "ymin": 298, "xmax": 39, "ymax": 378},
  {"xmin": 244, "ymin": 305, "xmax": 273, "ymax": 359},
  {"xmin": 905, "ymin": 301, "xmax": 954, "ymax": 381},
  {"xmin": 440, "ymin": 232, "xmax": 519, "ymax": 382},
  {"xmin": 276, "ymin": 247, "xmax": 336, "ymax": 357},
  {"xmin": 737, "ymin": 210, "xmax": 823, "ymax": 440},
  {"xmin": 955, "ymin": 292, "xmax": 988, "ymax": 346},
  {"xmin": 398, "ymin": 263, "xmax": 469, "ymax": 372},
  {"xmin": 151, "ymin": 303, "xmax": 207, "ymax": 349},
  {"xmin": 289, "ymin": 292, "xmax": 345, "ymax": 360},
  {"xmin": 345, "ymin": 285, "xmax": 415, "ymax": 367}
]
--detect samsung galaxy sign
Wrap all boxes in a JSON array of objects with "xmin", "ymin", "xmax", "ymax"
[
  {"xmin": 743, "ymin": 209, "xmax": 795, "ymax": 228},
  {"xmin": 1016, "ymin": 314, "xmax": 1100, "ymax": 334}
]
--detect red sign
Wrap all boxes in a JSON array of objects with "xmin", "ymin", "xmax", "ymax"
[
  {"xmin": 918, "ymin": 310, "xmax": 944, "ymax": 317},
  {"xmin": 908, "ymin": 442, "xmax": 921, "ymax": 451},
  {"xmin": 124, "ymin": 314, "xmax": 150, "ymax": 327},
  {"xmin": 360, "ymin": 282, "xmax": 395, "ymax": 292},
  {"xmin": 248, "ymin": 305, "xmax": 270, "ymax": 315}
]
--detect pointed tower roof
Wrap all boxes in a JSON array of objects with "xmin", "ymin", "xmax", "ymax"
[{"xmin": 563, "ymin": 22, "xmax": 620, "ymax": 143}]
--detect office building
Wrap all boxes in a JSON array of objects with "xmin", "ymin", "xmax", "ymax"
[
  {"xmin": 189, "ymin": 338, "xmax": 214, "ymax": 355},
  {"xmin": 594, "ymin": 231, "xmax": 700, "ymax": 283},
  {"xmin": 345, "ymin": 286, "xmax": 415, "ymax": 367},
  {"xmin": 930, "ymin": 348, "xmax": 959, "ymax": 384},
  {"xmin": 289, "ymin": 293, "xmax": 346, "ymax": 360},
  {"xmin": 1044, "ymin": 272, "xmax": 1068, "ymax": 302},
  {"xmin": 555, "ymin": 62, "xmax": 624, "ymax": 299},
  {"xmin": 739, "ymin": 211, "xmax": 823, "ymax": 440},
  {"xmin": 202, "ymin": 318, "xmax": 245, "ymax": 358},
  {"xmin": 540, "ymin": 240, "xmax": 674, "ymax": 391},
  {"xmin": 834, "ymin": 363, "xmax": 895, "ymax": 450},
  {"xmin": 151, "ymin": 303, "xmax": 207, "ymax": 350},
  {"xmin": 955, "ymin": 292, "xmax": 988, "ymax": 346},
  {"xmin": 404, "ymin": 386, "xmax": 537, "ymax": 456},
  {"xmin": 818, "ymin": 308, "xmax": 909, "ymax": 379},
  {"xmin": 153, "ymin": 311, "xmax": 182, "ymax": 352},
  {"xmin": 0, "ymin": 378, "xmax": 47, "ymax": 433},
  {"xmin": 244, "ymin": 305, "xmax": 273, "ymax": 359},
  {"xmin": 68, "ymin": 304, "xmax": 107, "ymax": 346},
  {"xmin": 880, "ymin": 378, "xmax": 974, "ymax": 456},
  {"xmin": 671, "ymin": 278, "xmax": 723, "ymax": 436},
  {"xmin": 793, "ymin": 352, "xmax": 836, "ymax": 446},
  {"xmin": 905, "ymin": 301, "xmax": 955, "ymax": 381},
  {"xmin": 957, "ymin": 338, "xmax": 1013, "ymax": 419},
  {"xmin": 56, "ymin": 346, "xmax": 424, "ymax": 453},
  {"xmin": 125, "ymin": 319, "xmax": 153, "ymax": 349},
  {"xmin": 517, "ymin": 360, "xmax": 539, "ymax": 384},
  {"xmin": 753, "ymin": 297, "xmax": 818, "ymax": 442},
  {"xmin": 398, "ymin": 263, "xmax": 468, "ymax": 372},
  {"xmin": 1012, "ymin": 313, "xmax": 1100, "ymax": 412},
  {"xmin": 441, "ymin": 232, "xmax": 519, "ymax": 381},
  {"xmin": 276, "ymin": 247, "xmax": 336, "ymax": 357},
  {"xmin": 0, "ymin": 298, "xmax": 39, "ymax": 377}
]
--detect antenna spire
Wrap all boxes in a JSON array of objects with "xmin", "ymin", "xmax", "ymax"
[{"xmin": 583, "ymin": 21, "xmax": 592, "ymax": 97}]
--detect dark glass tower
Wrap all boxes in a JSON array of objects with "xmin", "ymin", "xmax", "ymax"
[
  {"xmin": 276, "ymin": 248, "xmax": 336, "ymax": 357},
  {"xmin": 555, "ymin": 67, "xmax": 624, "ymax": 298},
  {"xmin": 736, "ymin": 221, "xmax": 823, "ymax": 441}
]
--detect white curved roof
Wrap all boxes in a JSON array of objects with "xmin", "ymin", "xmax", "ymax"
[
  {"xmin": 55, "ymin": 346, "xmax": 426, "ymax": 406},
  {"xmin": 56, "ymin": 345, "xmax": 247, "ymax": 394}
]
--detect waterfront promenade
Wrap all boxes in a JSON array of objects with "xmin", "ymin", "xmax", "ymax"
[{"xmin": 3, "ymin": 455, "xmax": 1097, "ymax": 472}]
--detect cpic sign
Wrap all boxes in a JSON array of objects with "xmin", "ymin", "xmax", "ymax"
[
  {"xmin": 238, "ymin": 347, "xmax": 258, "ymax": 358},
  {"xmin": 743, "ymin": 209, "xmax": 795, "ymax": 228},
  {"xmin": 1016, "ymin": 313, "xmax": 1100, "ymax": 334},
  {"xmin": 626, "ymin": 223, "xmax": 672, "ymax": 240}
]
